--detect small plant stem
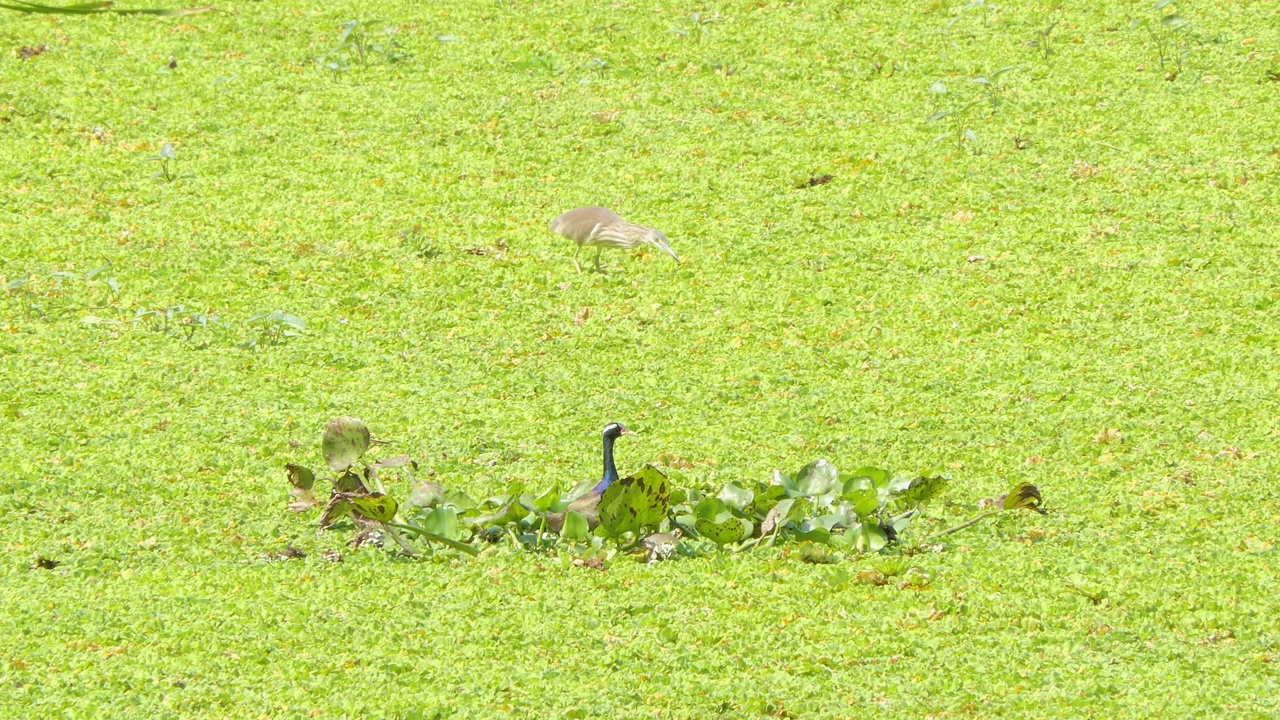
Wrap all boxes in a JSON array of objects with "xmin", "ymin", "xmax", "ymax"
[
  {"xmin": 385, "ymin": 522, "xmax": 480, "ymax": 556},
  {"xmin": 380, "ymin": 522, "xmax": 418, "ymax": 557},
  {"xmin": 925, "ymin": 509, "xmax": 1002, "ymax": 541}
]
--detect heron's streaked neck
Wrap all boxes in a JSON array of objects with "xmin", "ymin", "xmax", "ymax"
[{"xmin": 594, "ymin": 432, "xmax": 620, "ymax": 494}]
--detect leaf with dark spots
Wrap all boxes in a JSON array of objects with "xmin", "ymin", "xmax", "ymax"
[
  {"xmin": 349, "ymin": 493, "xmax": 399, "ymax": 523},
  {"xmin": 322, "ymin": 417, "xmax": 370, "ymax": 473},
  {"xmin": 696, "ymin": 513, "xmax": 751, "ymax": 545},
  {"xmin": 1000, "ymin": 482, "xmax": 1044, "ymax": 513},
  {"xmin": 317, "ymin": 494, "xmax": 354, "ymax": 530},
  {"xmin": 895, "ymin": 474, "xmax": 949, "ymax": 509},
  {"xmin": 598, "ymin": 465, "xmax": 670, "ymax": 536}
]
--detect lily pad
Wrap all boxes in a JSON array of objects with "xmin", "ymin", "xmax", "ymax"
[
  {"xmin": 322, "ymin": 417, "xmax": 370, "ymax": 473},
  {"xmin": 598, "ymin": 465, "xmax": 671, "ymax": 536}
]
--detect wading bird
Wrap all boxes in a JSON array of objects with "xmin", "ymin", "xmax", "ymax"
[
  {"xmin": 547, "ymin": 422, "xmax": 636, "ymax": 532},
  {"xmin": 639, "ymin": 530, "xmax": 682, "ymax": 565},
  {"xmin": 549, "ymin": 206, "xmax": 680, "ymax": 273}
]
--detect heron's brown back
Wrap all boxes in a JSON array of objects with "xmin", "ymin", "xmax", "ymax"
[{"xmin": 549, "ymin": 206, "xmax": 625, "ymax": 243}]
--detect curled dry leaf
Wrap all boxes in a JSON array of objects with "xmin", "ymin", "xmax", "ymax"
[
  {"xmin": 285, "ymin": 463, "xmax": 318, "ymax": 513},
  {"xmin": 1000, "ymin": 482, "xmax": 1044, "ymax": 513}
]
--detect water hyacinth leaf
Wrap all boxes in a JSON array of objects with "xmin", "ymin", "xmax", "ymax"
[
  {"xmin": 561, "ymin": 510, "xmax": 590, "ymax": 541},
  {"xmin": 696, "ymin": 512, "xmax": 751, "ymax": 545},
  {"xmin": 85, "ymin": 263, "xmax": 112, "ymax": 281},
  {"xmin": 332, "ymin": 470, "xmax": 365, "ymax": 493},
  {"xmin": 598, "ymin": 465, "xmax": 670, "ymax": 536},
  {"xmin": 471, "ymin": 500, "xmax": 526, "ymax": 527},
  {"xmin": 887, "ymin": 476, "xmax": 913, "ymax": 494},
  {"xmin": 772, "ymin": 469, "xmax": 803, "ymax": 497},
  {"xmin": 896, "ymin": 474, "xmax": 949, "ymax": 508},
  {"xmin": 443, "ymin": 489, "xmax": 477, "ymax": 512},
  {"xmin": 795, "ymin": 460, "xmax": 839, "ymax": 497},
  {"xmin": 784, "ymin": 497, "xmax": 812, "ymax": 524},
  {"xmin": 812, "ymin": 513, "xmax": 848, "ymax": 531},
  {"xmin": 532, "ymin": 487, "xmax": 563, "ymax": 513},
  {"xmin": 270, "ymin": 311, "xmax": 306, "ymax": 332},
  {"xmin": 795, "ymin": 525, "xmax": 830, "ymax": 544},
  {"xmin": 842, "ymin": 478, "xmax": 879, "ymax": 518},
  {"xmin": 421, "ymin": 507, "xmax": 460, "ymax": 540},
  {"xmin": 744, "ymin": 482, "xmax": 783, "ymax": 514},
  {"xmin": 846, "ymin": 466, "xmax": 890, "ymax": 489},
  {"xmin": 350, "ymin": 493, "xmax": 398, "ymax": 523},
  {"xmin": 673, "ymin": 513, "xmax": 698, "ymax": 535},
  {"xmin": 318, "ymin": 494, "xmax": 354, "ymax": 529},
  {"xmin": 717, "ymin": 483, "xmax": 753, "ymax": 511},
  {"xmin": 563, "ymin": 478, "xmax": 597, "ymax": 502},
  {"xmin": 890, "ymin": 513, "xmax": 915, "ymax": 535},
  {"xmin": 322, "ymin": 417, "xmax": 370, "ymax": 473},
  {"xmin": 828, "ymin": 530, "xmax": 856, "ymax": 551},
  {"xmin": 406, "ymin": 481, "xmax": 445, "ymax": 510},
  {"xmin": 850, "ymin": 522, "xmax": 888, "ymax": 552},
  {"xmin": 694, "ymin": 497, "xmax": 728, "ymax": 521}
]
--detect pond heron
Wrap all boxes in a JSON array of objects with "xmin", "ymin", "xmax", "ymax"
[{"xmin": 549, "ymin": 206, "xmax": 680, "ymax": 273}]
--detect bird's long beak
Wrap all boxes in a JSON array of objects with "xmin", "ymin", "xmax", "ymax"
[
  {"xmin": 650, "ymin": 238, "xmax": 681, "ymax": 263},
  {"xmin": 621, "ymin": 428, "xmax": 638, "ymax": 436}
]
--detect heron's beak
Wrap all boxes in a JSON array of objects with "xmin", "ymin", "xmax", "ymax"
[
  {"xmin": 621, "ymin": 428, "xmax": 638, "ymax": 436},
  {"xmin": 650, "ymin": 238, "xmax": 681, "ymax": 263}
]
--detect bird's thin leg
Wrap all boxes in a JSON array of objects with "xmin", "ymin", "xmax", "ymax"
[
  {"xmin": 594, "ymin": 247, "xmax": 603, "ymax": 273},
  {"xmin": 573, "ymin": 245, "xmax": 582, "ymax": 274}
]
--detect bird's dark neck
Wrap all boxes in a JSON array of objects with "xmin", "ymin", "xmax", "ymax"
[{"xmin": 594, "ymin": 433, "xmax": 620, "ymax": 494}]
